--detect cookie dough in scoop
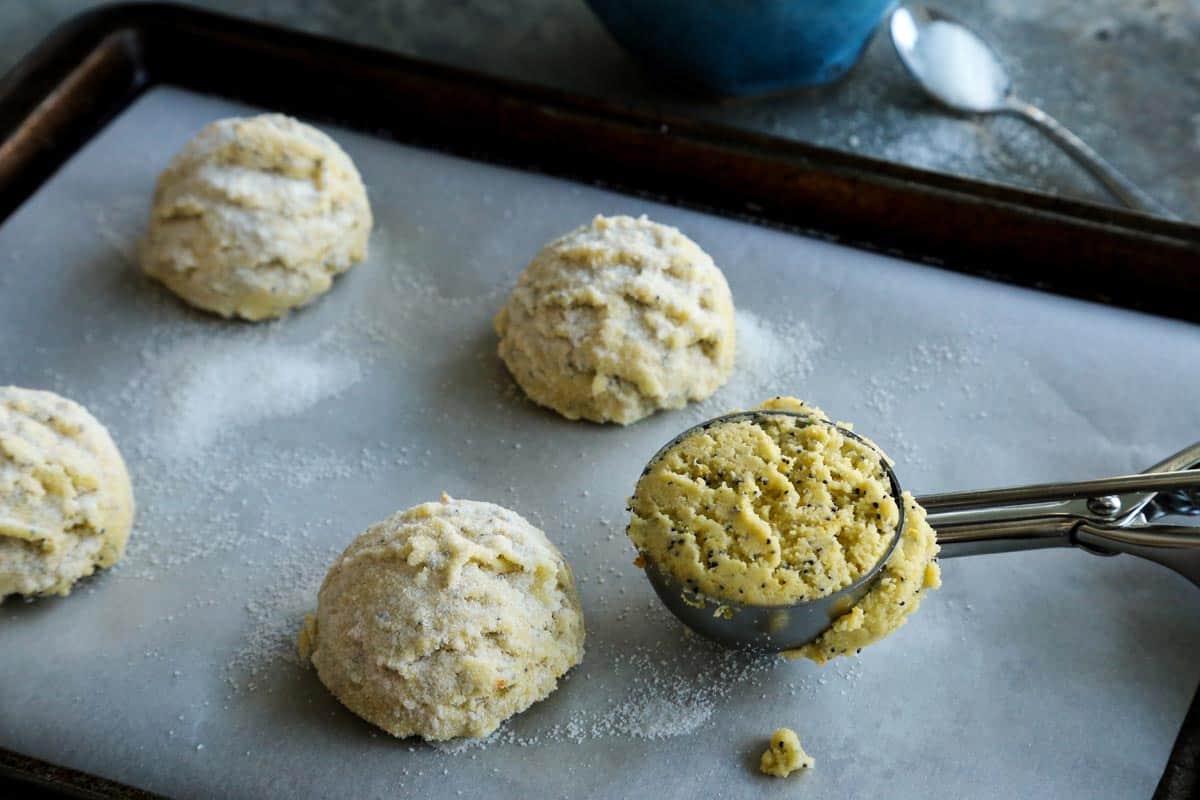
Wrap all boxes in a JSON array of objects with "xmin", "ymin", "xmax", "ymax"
[{"xmin": 627, "ymin": 396, "xmax": 940, "ymax": 662}]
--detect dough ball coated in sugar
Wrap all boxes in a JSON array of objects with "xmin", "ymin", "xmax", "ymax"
[
  {"xmin": 141, "ymin": 114, "xmax": 372, "ymax": 321},
  {"xmin": 0, "ymin": 387, "xmax": 135, "ymax": 598},
  {"xmin": 300, "ymin": 496, "xmax": 585, "ymax": 740},
  {"xmin": 495, "ymin": 215, "xmax": 736, "ymax": 424}
]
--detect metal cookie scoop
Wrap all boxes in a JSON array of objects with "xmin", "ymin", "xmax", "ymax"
[
  {"xmin": 633, "ymin": 411, "xmax": 1200, "ymax": 653},
  {"xmin": 889, "ymin": 5, "xmax": 1173, "ymax": 218}
]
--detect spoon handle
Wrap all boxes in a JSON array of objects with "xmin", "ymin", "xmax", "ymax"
[{"xmin": 1003, "ymin": 97, "xmax": 1175, "ymax": 219}]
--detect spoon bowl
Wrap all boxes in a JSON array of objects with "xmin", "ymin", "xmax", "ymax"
[
  {"xmin": 888, "ymin": 4, "xmax": 1173, "ymax": 216},
  {"xmin": 890, "ymin": 6, "xmax": 1011, "ymax": 113}
]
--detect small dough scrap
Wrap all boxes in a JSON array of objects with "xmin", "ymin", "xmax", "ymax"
[
  {"xmin": 495, "ymin": 214, "xmax": 736, "ymax": 424},
  {"xmin": 301, "ymin": 495, "xmax": 585, "ymax": 740},
  {"xmin": 759, "ymin": 727, "xmax": 814, "ymax": 777},
  {"xmin": 141, "ymin": 113, "xmax": 372, "ymax": 320},
  {"xmin": 0, "ymin": 387, "xmax": 135, "ymax": 598}
]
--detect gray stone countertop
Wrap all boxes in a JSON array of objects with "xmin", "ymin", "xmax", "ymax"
[{"xmin": 3, "ymin": 0, "xmax": 1198, "ymax": 220}]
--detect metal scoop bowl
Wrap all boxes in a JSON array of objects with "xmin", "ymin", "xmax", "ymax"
[
  {"xmin": 632, "ymin": 410, "xmax": 1200, "ymax": 653},
  {"xmin": 636, "ymin": 410, "xmax": 905, "ymax": 651}
]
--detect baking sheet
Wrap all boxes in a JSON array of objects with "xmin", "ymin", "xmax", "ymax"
[{"xmin": 1, "ymin": 85, "xmax": 1198, "ymax": 800}]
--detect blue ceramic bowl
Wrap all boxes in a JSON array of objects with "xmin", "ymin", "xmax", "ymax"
[{"xmin": 585, "ymin": 0, "xmax": 896, "ymax": 96}]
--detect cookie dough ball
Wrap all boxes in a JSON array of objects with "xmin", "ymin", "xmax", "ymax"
[
  {"xmin": 759, "ymin": 728, "xmax": 814, "ymax": 777},
  {"xmin": 141, "ymin": 113, "xmax": 372, "ymax": 321},
  {"xmin": 495, "ymin": 215, "xmax": 736, "ymax": 424},
  {"xmin": 0, "ymin": 387, "xmax": 135, "ymax": 598},
  {"xmin": 300, "ymin": 495, "xmax": 585, "ymax": 740},
  {"xmin": 627, "ymin": 397, "xmax": 939, "ymax": 661}
]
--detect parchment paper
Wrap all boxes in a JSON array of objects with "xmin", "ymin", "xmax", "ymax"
[{"xmin": 1, "ymin": 87, "xmax": 1198, "ymax": 800}]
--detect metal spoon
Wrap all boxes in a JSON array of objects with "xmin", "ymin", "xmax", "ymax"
[
  {"xmin": 889, "ymin": 5, "xmax": 1173, "ymax": 218},
  {"xmin": 632, "ymin": 411, "xmax": 1200, "ymax": 653}
]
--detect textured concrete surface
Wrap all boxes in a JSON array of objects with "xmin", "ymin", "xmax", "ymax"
[{"xmin": 2, "ymin": 0, "xmax": 1197, "ymax": 219}]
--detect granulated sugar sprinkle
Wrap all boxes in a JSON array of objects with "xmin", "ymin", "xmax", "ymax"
[
  {"xmin": 433, "ymin": 621, "xmax": 783, "ymax": 754},
  {"xmin": 225, "ymin": 537, "xmax": 336, "ymax": 692},
  {"xmin": 134, "ymin": 336, "xmax": 362, "ymax": 460},
  {"xmin": 689, "ymin": 309, "xmax": 823, "ymax": 419}
]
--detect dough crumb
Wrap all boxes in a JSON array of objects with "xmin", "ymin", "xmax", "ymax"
[
  {"xmin": 296, "ymin": 613, "xmax": 318, "ymax": 662},
  {"xmin": 759, "ymin": 727, "xmax": 814, "ymax": 777}
]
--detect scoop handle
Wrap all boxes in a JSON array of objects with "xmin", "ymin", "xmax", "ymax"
[
  {"xmin": 920, "ymin": 470, "xmax": 1200, "ymax": 514},
  {"xmin": 1076, "ymin": 522, "xmax": 1200, "ymax": 587},
  {"xmin": 921, "ymin": 457, "xmax": 1200, "ymax": 586},
  {"xmin": 931, "ymin": 516, "xmax": 1200, "ymax": 588},
  {"xmin": 930, "ymin": 515, "xmax": 1077, "ymax": 558}
]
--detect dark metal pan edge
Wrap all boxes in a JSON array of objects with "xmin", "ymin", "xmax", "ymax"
[
  {"xmin": 0, "ymin": 4, "xmax": 1195, "ymax": 798},
  {"xmin": 2, "ymin": 4, "xmax": 1199, "ymax": 322}
]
